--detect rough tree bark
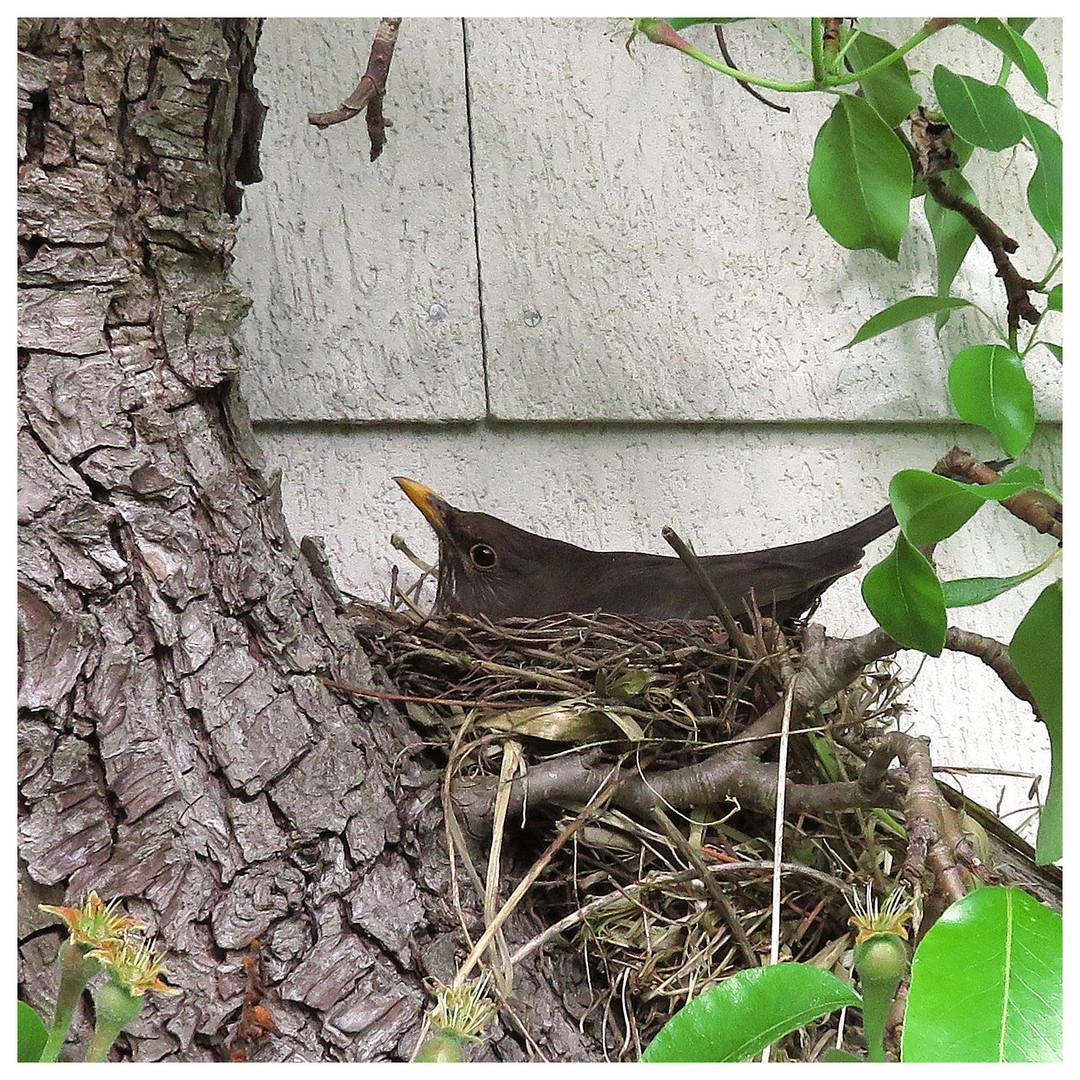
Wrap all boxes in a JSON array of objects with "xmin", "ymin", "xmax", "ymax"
[{"xmin": 17, "ymin": 18, "xmax": 598, "ymax": 1062}]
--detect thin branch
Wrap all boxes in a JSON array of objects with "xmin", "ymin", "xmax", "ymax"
[
  {"xmin": 308, "ymin": 16, "xmax": 401, "ymax": 161},
  {"xmin": 661, "ymin": 525, "xmax": 759, "ymax": 663},
  {"xmin": 945, "ymin": 627, "xmax": 1038, "ymax": 714},
  {"xmin": 936, "ymin": 447, "xmax": 1062, "ymax": 543},
  {"xmin": 714, "ymin": 24, "xmax": 790, "ymax": 112},
  {"xmin": 925, "ymin": 174, "xmax": 1040, "ymax": 335},
  {"xmin": 908, "ymin": 110, "xmax": 1042, "ymax": 337},
  {"xmin": 798, "ymin": 618, "xmax": 1039, "ymax": 717}
]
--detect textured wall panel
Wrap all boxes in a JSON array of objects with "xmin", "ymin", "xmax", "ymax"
[
  {"xmin": 233, "ymin": 18, "xmax": 485, "ymax": 421},
  {"xmin": 465, "ymin": 18, "xmax": 1061, "ymax": 421}
]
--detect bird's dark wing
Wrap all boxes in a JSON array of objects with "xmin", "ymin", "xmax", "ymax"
[
  {"xmin": 579, "ymin": 505, "xmax": 897, "ymax": 621},
  {"xmin": 574, "ymin": 550, "xmax": 839, "ymax": 621}
]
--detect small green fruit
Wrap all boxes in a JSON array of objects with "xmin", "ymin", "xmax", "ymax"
[
  {"xmin": 415, "ymin": 1034, "xmax": 466, "ymax": 1062},
  {"xmin": 854, "ymin": 932, "xmax": 909, "ymax": 989}
]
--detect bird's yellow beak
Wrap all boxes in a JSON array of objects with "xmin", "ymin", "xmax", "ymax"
[{"xmin": 394, "ymin": 477, "xmax": 453, "ymax": 541}]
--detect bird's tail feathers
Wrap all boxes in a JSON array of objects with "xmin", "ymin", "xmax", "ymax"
[{"xmin": 833, "ymin": 504, "xmax": 898, "ymax": 549}]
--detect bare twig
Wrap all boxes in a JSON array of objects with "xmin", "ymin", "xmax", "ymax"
[
  {"xmin": 926, "ymin": 174, "xmax": 1040, "ymax": 335},
  {"xmin": 308, "ymin": 16, "xmax": 401, "ymax": 161},
  {"xmin": 908, "ymin": 109, "xmax": 1042, "ymax": 335},
  {"xmin": 936, "ymin": 447, "xmax": 1062, "ymax": 543},
  {"xmin": 945, "ymin": 627, "xmax": 1039, "ymax": 714},
  {"xmin": 767, "ymin": 682, "xmax": 796, "ymax": 999},
  {"xmin": 661, "ymin": 525, "xmax": 759, "ymax": 663},
  {"xmin": 714, "ymin": 24, "xmax": 790, "ymax": 112}
]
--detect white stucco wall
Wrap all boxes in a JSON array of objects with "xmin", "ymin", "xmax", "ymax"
[{"xmin": 232, "ymin": 17, "xmax": 1062, "ymax": 832}]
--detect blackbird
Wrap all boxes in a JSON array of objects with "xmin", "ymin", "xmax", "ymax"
[{"xmin": 394, "ymin": 477, "xmax": 899, "ymax": 623}]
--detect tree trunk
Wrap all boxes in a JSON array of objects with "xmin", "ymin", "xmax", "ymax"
[{"xmin": 17, "ymin": 17, "xmax": 598, "ymax": 1062}]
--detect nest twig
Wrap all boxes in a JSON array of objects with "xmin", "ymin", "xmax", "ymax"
[{"xmin": 349, "ymin": 603, "xmax": 813, "ymax": 743}]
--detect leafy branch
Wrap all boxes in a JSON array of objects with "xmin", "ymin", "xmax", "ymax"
[
  {"xmin": 632, "ymin": 17, "xmax": 948, "ymax": 94},
  {"xmin": 631, "ymin": 15, "xmax": 1061, "ymax": 863}
]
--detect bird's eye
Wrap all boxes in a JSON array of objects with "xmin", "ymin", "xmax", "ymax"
[{"xmin": 469, "ymin": 543, "xmax": 498, "ymax": 569}]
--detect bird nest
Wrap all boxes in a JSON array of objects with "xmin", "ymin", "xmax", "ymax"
[{"xmin": 347, "ymin": 598, "xmax": 917, "ymax": 1060}]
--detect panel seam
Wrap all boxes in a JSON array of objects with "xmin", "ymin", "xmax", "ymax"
[{"xmin": 461, "ymin": 18, "xmax": 491, "ymax": 417}]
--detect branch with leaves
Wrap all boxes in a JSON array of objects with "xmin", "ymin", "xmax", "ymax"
[{"xmin": 631, "ymin": 14, "xmax": 1061, "ymax": 864}]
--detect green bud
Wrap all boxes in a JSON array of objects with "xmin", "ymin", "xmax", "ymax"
[
  {"xmin": 854, "ymin": 931, "xmax": 909, "ymax": 990},
  {"xmin": 854, "ymin": 932, "xmax": 909, "ymax": 1062},
  {"xmin": 85, "ymin": 980, "xmax": 145, "ymax": 1062},
  {"xmin": 415, "ymin": 1033, "xmax": 467, "ymax": 1062},
  {"xmin": 94, "ymin": 979, "xmax": 145, "ymax": 1029}
]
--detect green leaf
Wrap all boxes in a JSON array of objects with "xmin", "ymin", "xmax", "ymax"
[
  {"xmin": 902, "ymin": 887, "xmax": 1062, "ymax": 1062},
  {"xmin": 844, "ymin": 31, "xmax": 921, "ymax": 127},
  {"xmin": 1009, "ymin": 581, "xmax": 1062, "ymax": 864},
  {"xmin": 924, "ymin": 170, "xmax": 978, "ymax": 331},
  {"xmin": 18, "ymin": 1000, "xmax": 49, "ymax": 1063},
  {"xmin": 843, "ymin": 296, "xmax": 972, "ymax": 349},
  {"xmin": 956, "ymin": 18, "xmax": 1049, "ymax": 100},
  {"xmin": 1021, "ymin": 113, "xmax": 1062, "ymax": 249},
  {"xmin": 1008, "ymin": 17, "xmax": 1037, "ymax": 35},
  {"xmin": 1038, "ymin": 341, "xmax": 1062, "ymax": 362},
  {"xmin": 807, "ymin": 731, "xmax": 843, "ymax": 783},
  {"xmin": 1045, "ymin": 283, "xmax": 1061, "ymax": 311},
  {"xmin": 808, "ymin": 95, "xmax": 912, "ymax": 259},
  {"xmin": 888, "ymin": 469, "xmax": 984, "ymax": 545},
  {"xmin": 609, "ymin": 667, "xmax": 651, "ymax": 697},
  {"xmin": 967, "ymin": 464, "xmax": 1046, "ymax": 501},
  {"xmin": 861, "ymin": 535, "xmax": 946, "ymax": 656},
  {"xmin": 942, "ymin": 553, "xmax": 1057, "ymax": 608},
  {"xmin": 641, "ymin": 963, "xmax": 860, "ymax": 1062},
  {"xmin": 948, "ymin": 344, "xmax": 1035, "ymax": 457},
  {"xmin": 933, "ymin": 66, "xmax": 1024, "ymax": 151}
]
